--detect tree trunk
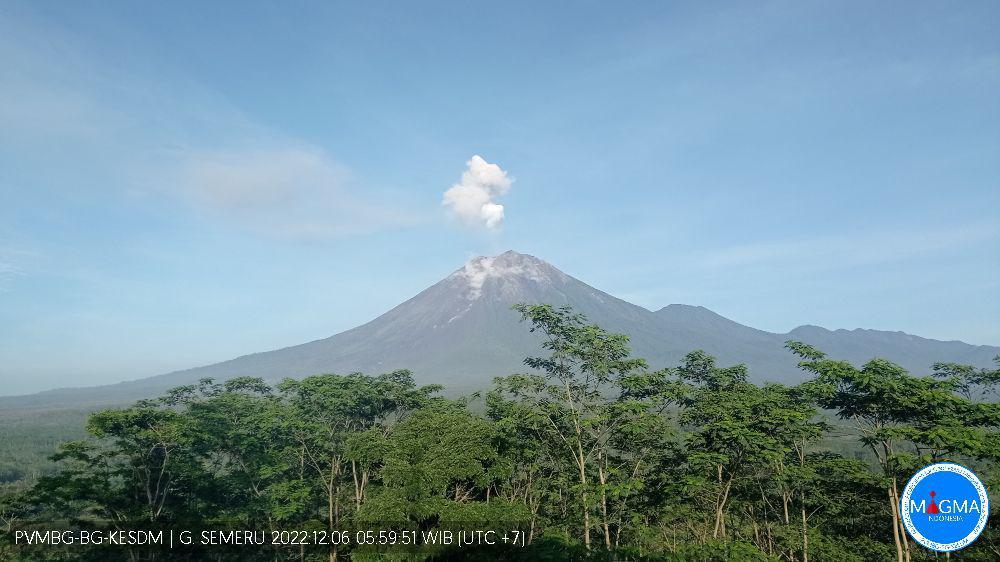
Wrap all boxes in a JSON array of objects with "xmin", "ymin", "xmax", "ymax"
[
  {"xmin": 577, "ymin": 450, "xmax": 591, "ymax": 550},
  {"xmin": 529, "ymin": 498, "xmax": 540, "ymax": 544},
  {"xmin": 798, "ymin": 439, "xmax": 809, "ymax": 562},
  {"xmin": 891, "ymin": 477, "xmax": 911, "ymax": 562},
  {"xmin": 801, "ymin": 501, "xmax": 809, "ymax": 562},
  {"xmin": 351, "ymin": 460, "xmax": 369, "ymax": 510},
  {"xmin": 565, "ymin": 378, "xmax": 591, "ymax": 551},
  {"xmin": 889, "ymin": 485, "xmax": 904, "ymax": 562},
  {"xmin": 876, "ymin": 439, "xmax": 906, "ymax": 562},
  {"xmin": 335, "ymin": 485, "xmax": 341, "ymax": 526},
  {"xmin": 712, "ymin": 465, "xmax": 733, "ymax": 539},
  {"xmin": 327, "ymin": 486, "xmax": 335, "ymax": 531},
  {"xmin": 779, "ymin": 459, "xmax": 791, "ymax": 525},
  {"xmin": 597, "ymin": 452, "xmax": 612, "ymax": 549}
]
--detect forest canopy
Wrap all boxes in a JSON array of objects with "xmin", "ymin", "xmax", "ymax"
[{"xmin": 1, "ymin": 304, "xmax": 998, "ymax": 561}]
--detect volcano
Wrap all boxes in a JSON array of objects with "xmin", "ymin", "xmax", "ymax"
[{"xmin": 4, "ymin": 250, "xmax": 997, "ymax": 409}]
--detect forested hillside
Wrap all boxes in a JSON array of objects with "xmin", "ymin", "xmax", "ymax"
[
  {"xmin": 0, "ymin": 410, "xmax": 90, "ymax": 492},
  {"xmin": 1, "ymin": 304, "xmax": 997, "ymax": 561}
]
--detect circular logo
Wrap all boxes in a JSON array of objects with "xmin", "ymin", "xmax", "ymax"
[{"xmin": 900, "ymin": 463, "xmax": 989, "ymax": 552}]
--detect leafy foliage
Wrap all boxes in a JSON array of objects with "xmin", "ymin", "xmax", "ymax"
[{"xmin": 1, "ymin": 306, "xmax": 998, "ymax": 561}]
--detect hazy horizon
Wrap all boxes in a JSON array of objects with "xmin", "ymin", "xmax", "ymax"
[{"xmin": 2, "ymin": 1, "xmax": 998, "ymax": 395}]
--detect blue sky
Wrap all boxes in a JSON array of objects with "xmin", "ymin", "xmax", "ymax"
[{"xmin": 1, "ymin": 1, "xmax": 998, "ymax": 395}]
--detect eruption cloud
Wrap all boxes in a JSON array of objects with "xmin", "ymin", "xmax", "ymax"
[{"xmin": 442, "ymin": 155, "xmax": 512, "ymax": 229}]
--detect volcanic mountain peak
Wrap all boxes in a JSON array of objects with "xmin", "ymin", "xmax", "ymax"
[
  {"xmin": 450, "ymin": 250, "xmax": 567, "ymax": 300},
  {"xmin": 3, "ymin": 249, "xmax": 997, "ymax": 410}
]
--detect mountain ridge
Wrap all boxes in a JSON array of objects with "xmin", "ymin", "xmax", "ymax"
[{"xmin": 3, "ymin": 250, "xmax": 996, "ymax": 410}]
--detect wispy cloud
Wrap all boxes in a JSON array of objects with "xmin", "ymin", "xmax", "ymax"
[
  {"xmin": 442, "ymin": 155, "xmax": 512, "ymax": 230},
  {"xmin": 701, "ymin": 222, "xmax": 1000, "ymax": 270},
  {"xmin": 0, "ymin": 262, "xmax": 23, "ymax": 289},
  {"xmin": 0, "ymin": 247, "xmax": 33, "ymax": 293},
  {"xmin": 0, "ymin": 11, "xmax": 422, "ymax": 241},
  {"xmin": 178, "ymin": 146, "xmax": 423, "ymax": 238}
]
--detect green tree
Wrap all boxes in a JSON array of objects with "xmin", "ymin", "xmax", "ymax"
[
  {"xmin": 492, "ymin": 304, "xmax": 648, "ymax": 550},
  {"xmin": 788, "ymin": 341, "xmax": 1000, "ymax": 562},
  {"xmin": 277, "ymin": 370, "xmax": 438, "ymax": 531},
  {"xmin": 669, "ymin": 351, "xmax": 822, "ymax": 549}
]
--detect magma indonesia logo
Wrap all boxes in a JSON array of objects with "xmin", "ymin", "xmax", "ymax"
[{"xmin": 900, "ymin": 463, "xmax": 989, "ymax": 552}]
